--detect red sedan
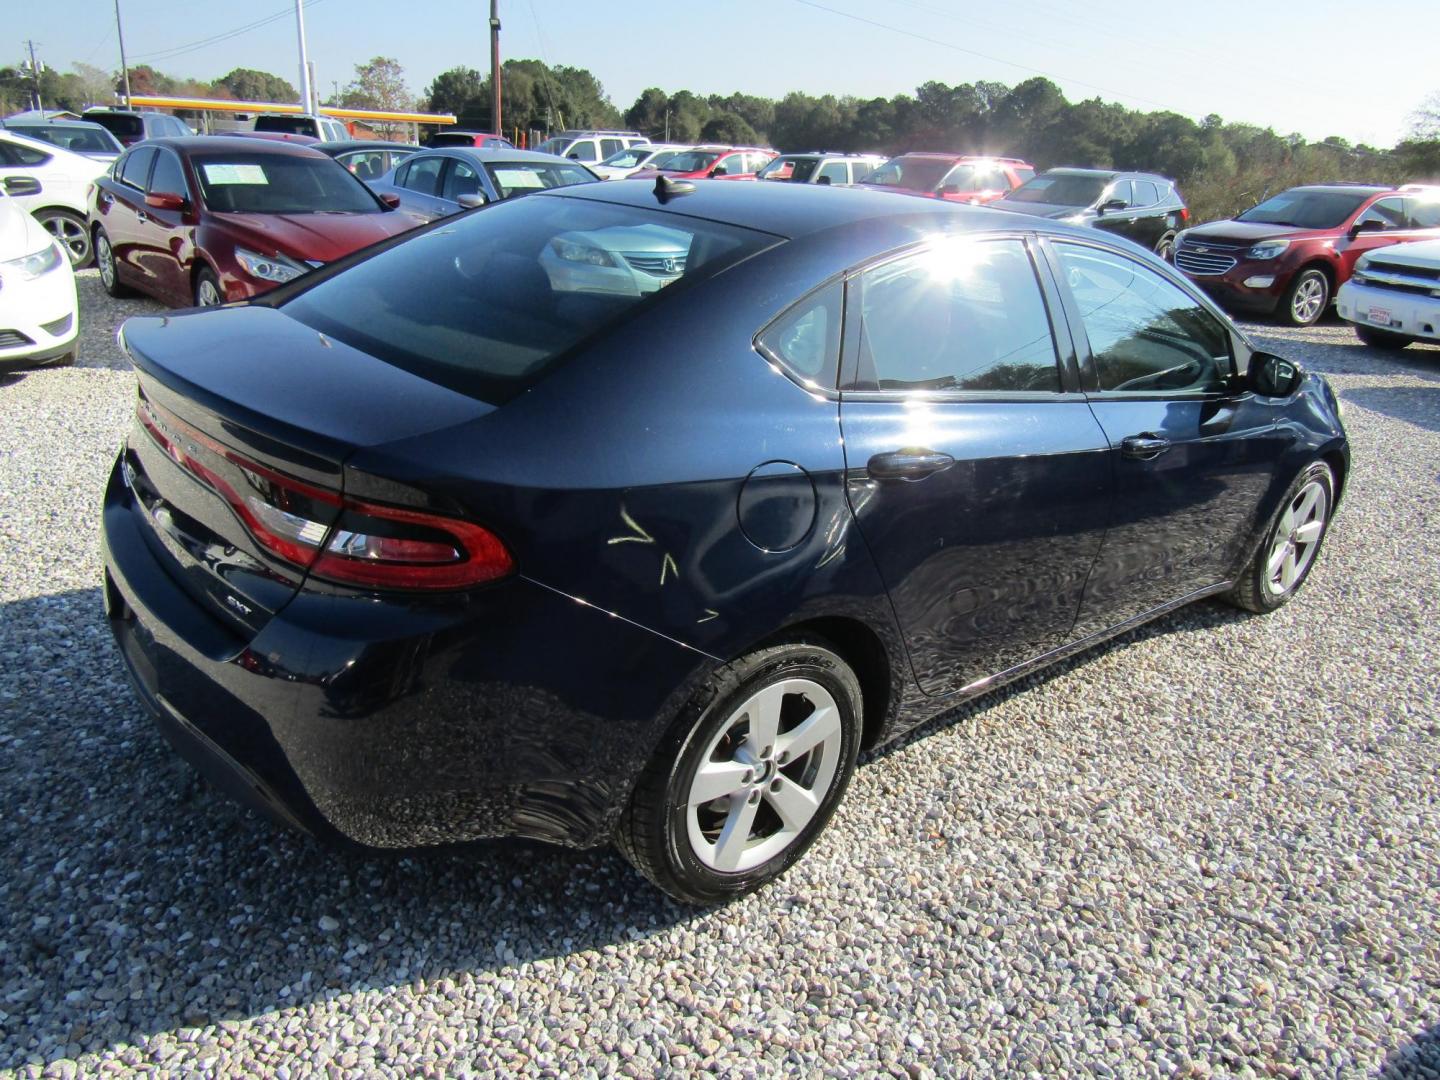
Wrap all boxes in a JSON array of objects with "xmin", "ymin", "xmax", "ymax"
[{"xmin": 89, "ymin": 136, "xmax": 423, "ymax": 308}]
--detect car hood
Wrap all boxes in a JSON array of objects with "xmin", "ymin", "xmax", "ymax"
[
  {"xmin": 989, "ymin": 198, "xmax": 1089, "ymax": 218},
  {"xmin": 1359, "ymin": 237, "xmax": 1440, "ymax": 269},
  {"xmin": 0, "ymin": 196, "xmax": 52, "ymax": 258},
  {"xmin": 1181, "ymin": 220, "xmax": 1312, "ymax": 244},
  {"xmin": 209, "ymin": 210, "xmax": 416, "ymax": 262}
]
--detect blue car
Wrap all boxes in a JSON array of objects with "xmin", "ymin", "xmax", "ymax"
[
  {"xmin": 368, "ymin": 146, "xmax": 598, "ymax": 221},
  {"xmin": 101, "ymin": 180, "xmax": 1348, "ymax": 904}
]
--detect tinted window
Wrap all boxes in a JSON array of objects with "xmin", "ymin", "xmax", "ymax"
[
  {"xmin": 119, "ymin": 147, "xmax": 156, "ymax": 189},
  {"xmin": 817, "ymin": 161, "xmax": 848, "ymax": 185},
  {"xmin": 1107, "ymin": 180, "xmax": 1135, "ymax": 207},
  {"xmin": 86, "ymin": 112, "xmax": 144, "ymax": 140},
  {"xmin": 851, "ymin": 238, "xmax": 1060, "ymax": 393},
  {"xmin": 600, "ymin": 139, "xmax": 623, "ymax": 158},
  {"xmin": 568, "ymin": 140, "xmax": 598, "ymax": 162},
  {"xmin": 600, "ymin": 146, "xmax": 651, "ymax": 168},
  {"xmin": 337, "ymin": 149, "xmax": 392, "ymax": 181},
  {"xmin": 1055, "ymin": 243, "xmax": 1230, "ymax": 394},
  {"xmin": 1408, "ymin": 197, "xmax": 1440, "ymax": 229},
  {"xmin": 1237, "ymin": 189, "xmax": 1372, "ymax": 229},
  {"xmin": 757, "ymin": 282, "xmax": 842, "ymax": 388},
  {"xmin": 284, "ymin": 197, "xmax": 775, "ymax": 404},
  {"xmin": 483, "ymin": 161, "xmax": 594, "ymax": 199},
  {"xmin": 12, "ymin": 124, "xmax": 118, "ymax": 154},
  {"xmin": 147, "ymin": 150, "xmax": 187, "ymax": 196},
  {"xmin": 1355, "ymin": 197, "xmax": 1407, "ymax": 231},
  {"xmin": 863, "ymin": 156, "xmax": 952, "ymax": 193},
  {"xmin": 0, "ymin": 139, "xmax": 52, "ymax": 167},
  {"xmin": 401, "ymin": 155, "xmax": 444, "ymax": 195},
  {"xmin": 443, "ymin": 158, "xmax": 482, "ymax": 200},
  {"xmin": 192, "ymin": 153, "xmax": 379, "ymax": 213},
  {"xmin": 1132, "ymin": 180, "xmax": 1159, "ymax": 207},
  {"xmin": 1008, "ymin": 173, "xmax": 1109, "ymax": 207},
  {"xmin": 661, "ymin": 150, "xmax": 721, "ymax": 173}
]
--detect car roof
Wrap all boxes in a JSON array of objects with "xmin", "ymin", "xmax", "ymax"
[
  {"xmin": 412, "ymin": 146, "xmax": 577, "ymax": 164},
  {"xmin": 1286, "ymin": 183, "xmax": 1391, "ymax": 195},
  {"xmin": 3, "ymin": 117, "xmax": 111, "ymax": 130},
  {"xmin": 143, "ymin": 136, "xmax": 331, "ymax": 158},
  {"xmin": 317, "ymin": 140, "xmax": 418, "ymax": 154}
]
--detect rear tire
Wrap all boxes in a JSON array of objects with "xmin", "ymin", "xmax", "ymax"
[
  {"xmin": 94, "ymin": 229, "xmax": 134, "ymax": 298},
  {"xmin": 1354, "ymin": 324, "xmax": 1413, "ymax": 351},
  {"xmin": 615, "ymin": 638, "xmax": 862, "ymax": 905},
  {"xmin": 36, "ymin": 209, "xmax": 92, "ymax": 269},
  {"xmin": 1226, "ymin": 460, "xmax": 1334, "ymax": 614},
  {"xmin": 1280, "ymin": 268, "xmax": 1330, "ymax": 326}
]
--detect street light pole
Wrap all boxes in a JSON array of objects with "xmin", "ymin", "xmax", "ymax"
[
  {"xmin": 490, "ymin": 0, "xmax": 502, "ymax": 137},
  {"xmin": 113, "ymin": 0, "xmax": 132, "ymax": 107},
  {"xmin": 294, "ymin": 0, "xmax": 316, "ymax": 113}
]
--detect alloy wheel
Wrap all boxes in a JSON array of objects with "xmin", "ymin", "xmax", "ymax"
[
  {"xmin": 685, "ymin": 677, "xmax": 842, "ymax": 873},
  {"xmin": 42, "ymin": 214, "xmax": 89, "ymax": 266},
  {"xmin": 1290, "ymin": 275, "xmax": 1327, "ymax": 324},
  {"xmin": 196, "ymin": 278, "xmax": 222, "ymax": 306},
  {"xmin": 96, "ymin": 235, "xmax": 116, "ymax": 289},
  {"xmin": 1264, "ymin": 479, "xmax": 1328, "ymax": 596}
]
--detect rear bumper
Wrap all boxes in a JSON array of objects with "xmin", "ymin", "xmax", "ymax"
[
  {"xmin": 101, "ymin": 454, "xmax": 710, "ymax": 850},
  {"xmin": 1336, "ymin": 281, "xmax": 1440, "ymax": 340}
]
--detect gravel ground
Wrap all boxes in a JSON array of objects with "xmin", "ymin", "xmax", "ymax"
[{"xmin": 2, "ymin": 281, "xmax": 1439, "ymax": 1077}]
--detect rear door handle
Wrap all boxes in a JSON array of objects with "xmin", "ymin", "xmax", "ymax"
[
  {"xmin": 866, "ymin": 448, "xmax": 955, "ymax": 481},
  {"xmin": 1120, "ymin": 433, "xmax": 1171, "ymax": 460},
  {"xmin": 136, "ymin": 210, "xmax": 148, "ymax": 223}
]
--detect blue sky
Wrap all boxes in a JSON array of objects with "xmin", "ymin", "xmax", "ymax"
[{"xmin": 10, "ymin": 0, "xmax": 1434, "ymax": 146}]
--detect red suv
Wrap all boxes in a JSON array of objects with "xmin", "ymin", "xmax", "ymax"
[
  {"xmin": 89, "ymin": 137, "xmax": 423, "ymax": 308},
  {"xmin": 858, "ymin": 153, "xmax": 1035, "ymax": 203},
  {"xmin": 631, "ymin": 146, "xmax": 778, "ymax": 182},
  {"xmin": 1174, "ymin": 184, "xmax": 1440, "ymax": 325}
]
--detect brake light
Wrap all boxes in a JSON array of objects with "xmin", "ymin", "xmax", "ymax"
[
  {"xmin": 136, "ymin": 398, "xmax": 513, "ymax": 590},
  {"xmin": 1179, "ymin": 207, "xmax": 1190, "ymax": 224}
]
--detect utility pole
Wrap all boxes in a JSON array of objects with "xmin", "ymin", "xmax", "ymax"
[
  {"xmin": 24, "ymin": 41, "xmax": 43, "ymax": 112},
  {"xmin": 113, "ymin": 0, "xmax": 132, "ymax": 107},
  {"xmin": 490, "ymin": 0, "xmax": 502, "ymax": 136},
  {"xmin": 294, "ymin": 0, "xmax": 316, "ymax": 113}
]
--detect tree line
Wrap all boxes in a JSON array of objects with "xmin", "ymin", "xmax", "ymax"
[{"xmin": 4, "ymin": 53, "xmax": 1436, "ymax": 225}]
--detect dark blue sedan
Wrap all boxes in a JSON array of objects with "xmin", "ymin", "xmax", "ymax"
[
  {"xmin": 368, "ymin": 146, "xmax": 598, "ymax": 221},
  {"xmin": 101, "ymin": 179, "xmax": 1348, "ymax": 904}
]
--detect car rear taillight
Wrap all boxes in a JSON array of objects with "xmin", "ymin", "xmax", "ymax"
[
  {"xmin": 137, "ymin": 398, "xmax": 513, "ymax": 590},
  {"xmin": 1179, "ymin": 207, "xmax": 1190, "ymax": 224}
]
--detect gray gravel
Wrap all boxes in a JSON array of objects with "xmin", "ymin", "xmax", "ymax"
[{"xmin": 2, "ymin": 289, "xmax": 1439, "ymax": 1076}]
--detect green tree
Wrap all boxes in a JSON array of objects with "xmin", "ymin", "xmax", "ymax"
[
  {"xmin": 340, "ymin": 56, "xmax": 411, "ymax": 111},
  {"xmin": 423, "ymin": 66, "xmax": 489, "ymax": 126},
  {"xmin": 699, "ymin": 113, "xmax": 758, "ymax": 145},
  {"xmin": 218, "ymin": 67, "xmax": 297, "ymax": 103}
]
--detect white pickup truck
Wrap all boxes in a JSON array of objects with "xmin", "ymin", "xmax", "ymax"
[{"xmin": 1336, "ymin": 238, "xmax": 1440, "ymax": 350}]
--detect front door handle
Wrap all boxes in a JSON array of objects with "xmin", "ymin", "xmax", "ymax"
[
  {"xmin": 1120, "ymin": 433, "xmax": 1172, "ymax": 460},
  {"xmin": 867, "ymin": 448, "xmax": 955, "ymax": 481}
]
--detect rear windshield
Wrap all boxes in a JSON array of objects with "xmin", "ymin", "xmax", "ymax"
[
  {"xmin": 1237, "ymin": 190, "xmax": 1373, "ymax": 230},
  {"xmin": 861, "ymin": 157, "xmax": 952, "ymax": 193},
  {"xmin": 255, "ymin": 116, "xmax": 315, "ymax": 135},
  {"xmin": 192, "ymin": 153, "xmax": 380, "ymax": 214},
  {"xmin": 429, "ymin": 132, "xmax": 478, "ymax": 147},
  {"xmin": 484, "ymin": 161, "xmax": 596, "ymax": 199},
  {"xmin": 1007, "ymin": 174, "xmax": 1109, "ymax": 207},
  {"xmin": 282, "ymin": 195, "xmax": 778, "ymax": 404},
  {"xmin": 85, "ymin": 112, "xmax": 144, "ymax": 139},
  {"xmin": 11, "ymin": 125, "xmax": 118, "ymax": 154},
  {"xmin": 660, "ymin": 150, "xmax": 721, "ymax": 173},
  {"xmin": 759, "ymin": 156, "xmax": 819, "ymax": 182}
]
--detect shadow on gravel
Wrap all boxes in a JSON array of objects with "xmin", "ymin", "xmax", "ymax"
[
  {"xmin": 1378, "ymin": 1023, "xmax": 1440, "ymax": 1078},
  {"xmin": 871, "ymin": 598, "xmax": 1253, "ymax": 760},
  {"xmin": 0, "ymin": 587, "xmax": 703, "ymax": 1069},
  {"xmin": 1341, "ymin": 385, "xmax": 1440, "ymax": 434},
  {"xmin": 0, "ymin": 371, "xmax": 29, "ymax": 390}
]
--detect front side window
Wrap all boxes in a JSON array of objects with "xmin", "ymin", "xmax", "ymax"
[
  {"xmin": 1408, "ymin": 197, "xmax": 1440, "ymax": 229},
  {"xmin": 1106, "ymin": 180, "xmax": 1135, "ymax": 207},
  {"xmin": 283, "ymin": 195, "xmax": 777, "ymax": 404},
  {"xmin": 400, "ymin": 155, "xmax": 444, "ymax": 196},
  {"xmin": 600, "ymin": 139, "xmax": 623, "ymax": 158},
  {"xmin": 817, "ymin": 161, "xmax": 848, "ymax": 185},
  {"xmin": 443, "ymin": 159, "xmax": 482, "ymax": 200},
  {"xmin": 599, "ymin": 146, "xmax": 649, "ymax": 169},
  {"xmin": 119, "ymin": 146, "xmax": 156, "ymax": 189},
  {"xmin": 337, "ymin": 150, "xmax": 390, "ymax": 181},
  {"xmin": 147, "ymin": 150, "xmax": 187, "ymax": 197},
  {"xmin": 1055, "ymin": 242, "xmax": 1231, "ymax": 394},
  {"xmin": 192, "ymin": 153, "xmax": 380, "ymax": 214},
  {"xmin": 1355, "ymin": 197, "xmax": 1407, "ymax": 231},
  {"xmin": 1007, "ymin": 173, "xmax": 1109, "ymax": 207},
  {"xmin": 568, "ymin": 140, "xmax": 598, "ymax": 162},
  {"xmin": 850, "ymin": 237, "xmax": 1061, "ymax": 394},
  {"xmin": 757, "ymin": 281, "xmax": 842, "ymax": 389}
]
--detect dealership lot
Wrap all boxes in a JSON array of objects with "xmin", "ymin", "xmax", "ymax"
[{"xmin": 1, "ymin": 276, "xmax": 1438, "ymax": 1074}]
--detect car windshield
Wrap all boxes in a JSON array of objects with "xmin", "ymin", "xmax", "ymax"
[
  {"xmin": 1237, "ymin": 190, "xmax": 1373, "ymax": 229},
  {"xmin": 1007, "ymin": 174, "xmax": 1110, "ymax": 206},
  {"xmin": 85, "ymin": 113, "xmax": 144, "ymax": 140},
  {"xmin": 759, "ymin": 157, "xmax": 819, "ymax": 182},
  {"xmin": 534, "ymin": 137, "xmax": 566, "ymax": 156},
  {"xmin": 599, "ymin": 146, "xmax": 652, "ymax": 168},
  {"xmin": 660, "ymin": 150, "xmax": 721, "ymax": 173},
  {"xmin": 192, "ymin": 154, "xmax": 381, "ymax": 214},
  {"xmin": 282, "ymin": 196, "xmax": 778, "ymax": 404},
  {"xmin": 861, "ymin": 158, "xmax": 953, "ymax": 192},
  {"xmin": 484, "ymin": 161, "xmax": 596, "ymax": 199},
  {"xmin": 14, "ymin": 125, "xmax": 119, "ymax": 153}
]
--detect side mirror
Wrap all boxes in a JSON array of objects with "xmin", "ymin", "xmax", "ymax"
[
  {"xmin": 1248, "ymin": 352, "xmax": 1303, "ymax": 397},
  {"xmin": 144, "ymin": 191, "xmax": 187, "ymax": 212},
  {"xmin": 456, "ymin": 193, "xmax": 487, "ymax": 209},
  {"xmin": 815, "ymin": 175, "xmax": 832, "ymax": 186},
  {"xmin": 709, "ymin": 165, "xmax": 728, "ymax": 177},
  {"xmin": 379, "ymin": 192, "xmax": 402, "ymax": 208},
  {"xmin": 567, "ymin": 152, "xmax": 581, "ymax": 160},
  {"xmin": 3, "ymin": 176, "xmax": 41, "ymax": 197},
  {"xmin": 1097, "ymin": 198, "xmax": 1127, "ymax": 214},
  {"xmin": 1350, "ymin": 218, "xmax": 1385, "ymax": 237}
]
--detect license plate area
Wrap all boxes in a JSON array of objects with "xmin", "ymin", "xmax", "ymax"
[{"xmin": 1366, "ymin": 306, "xmax": 1393, "ymax": 326}]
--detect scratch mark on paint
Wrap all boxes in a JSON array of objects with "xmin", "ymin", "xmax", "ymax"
[
  {"xmin": 659, "ymin": 552, "xmax": 678, "ymax": 586},
  {"xmin": 697, "ymin": 608, "xmax": 719, "ymax": 624},
  {"xmin": 607, "ymin": 505, "xmax": 655, "ymax": 546}
]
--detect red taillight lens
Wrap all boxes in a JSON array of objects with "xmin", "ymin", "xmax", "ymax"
[
  {"xmin": 1179, "ymin": 207, "xmax": 1190, "ymax": 224},
  {"xmin": 136, "ymin": 398, "xmax": 513, "ymax": 591}
]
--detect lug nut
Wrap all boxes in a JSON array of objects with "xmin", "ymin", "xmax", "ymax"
[
  {"xmin": 776, "ymin": 751, "xmax": 789, "ymax": 765},
  {"xmin": 762, "ymin": 745, "xmax": 773, "ymax": 759},
  {"xmin": 742, "ymin": 770, "xmax": 754, "ymax": 784},
  {"xmin": 748, "ymin": 789, "xmax": 761, "ymax": 804},
  {"xmin": 770, "ymin": 779, "xmax": 782, "ymax": 792}
]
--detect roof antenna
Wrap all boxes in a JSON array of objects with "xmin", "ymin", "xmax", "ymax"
[{"xmin": 654, "ymin": 174, "xmax": 695, "ymax": 203}]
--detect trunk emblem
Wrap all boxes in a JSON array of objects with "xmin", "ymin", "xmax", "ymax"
[{"xmin": 225, "ymin": 594, "xmax": 254, "ymax": 616}]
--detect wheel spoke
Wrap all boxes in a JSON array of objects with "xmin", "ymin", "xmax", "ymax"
[
  {"xmin": 1294, "ymin": 485, "xmax": 1322, "ymax": 524},
  {"xmin": 712, "ymin": 796, "xmax": 759, "ymax": 872},
  {"xmin": 1293, "ymin": 520, "xmax": 1324, "ymax": 544},
  {"xmin": 1279, "ymin": 505, "xmax": 1296, "ymax": 535},
  {"xmin": 743, "ymin": 683, "xmax": 785, "ymax": 757},
  {"xmin": 775, "ymin": 705, "xmax": 840, "ymax": 764},
  {"xmin": 688, "ymin": 760, "xmax": 752, "ymax": 806},
  {"xmin": 1281, "ymin": 550, "xmax": 1298, "ymax": 590},
  {"xmin": 1267, "ymin": 542, "xmax": 1289, "ymax": 578},
  {"xmin": 764, "ymin": 776, "xmax": 820, "ymax": 832}
]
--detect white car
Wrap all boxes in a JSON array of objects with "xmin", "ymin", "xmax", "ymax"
[
  {"xmin": 0, "ymin": 187, "xmax": 79, "ymax": 371},
  {"xmin": 589, "ymin": 143, "xmax": 693, "ymax": 181},
  {"xmin": 0, "ymin": 129, "xmax": 109, "ymax": 268},
  {"xmin": 1336, "ymin": 239, "xmax": 1440, "ymax": 350}
]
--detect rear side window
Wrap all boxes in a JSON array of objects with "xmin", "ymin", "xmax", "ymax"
[
  {"xmin": 283, "ymin": 196, "xmax": 777, "ymax": 404},
  {"xmin": 1055, "ymin": 242, "xmax": 1230, "ymax": 394},
  {"xmin": 120, "ymin": 146, "xmax": 156, "ymax": 189},
  {"xmin": 757, "ymin": 281, "xmax": 842, "ymax": 389},
  {"xmin": 1408, "ymin": 197, "xmax": 1440, "ymax": 229},
  {"xmin": 147, "ymin": 150, "xmax": 187, "ymax": 196},
  {"xmin": 849, "ymin": 237, "xmax": 1061, "ymax": 393}
]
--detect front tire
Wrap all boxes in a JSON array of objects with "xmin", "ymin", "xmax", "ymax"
[
  {"xmin": 36, "ymin": 209, "xmax": 92, "ymax": 268},
  {"xmin": 1227, "ymin": 461, "xmax": 1335, "ymax": 614},
  {"xmin": 1281, "ymin": 268, "xmax": 1330, "ymax": 326},
  {"xmin": 1354, "ymin": 324, "xmax": 1413, "ymax": 351},
  {"xmin": 194, "ymin": 267, "xmax": 223, "ymax": 307},
  {"xmin": 616, "ymin": 639, "xmax": 862, "ymax": 905}
]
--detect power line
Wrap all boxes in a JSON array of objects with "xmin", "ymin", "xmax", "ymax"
[
  {"xmin": 787, "ymin": 0, "xmax": 1174, "ymax": 111},
  {"xmin": 129, "ymin": 0, "xmax": 325, "ymax": 65}
]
